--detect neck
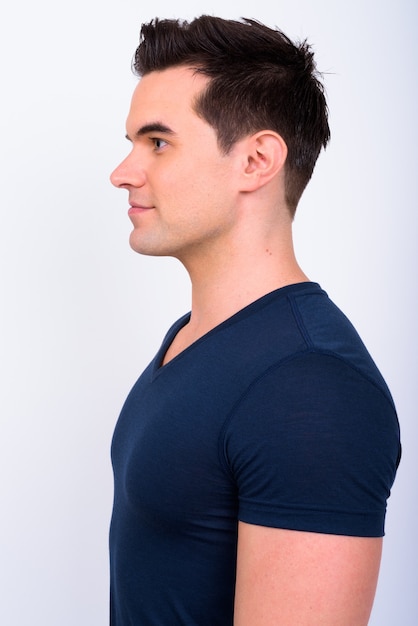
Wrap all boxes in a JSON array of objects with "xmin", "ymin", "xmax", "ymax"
[
  {"xmin": 161, "ymin": 204, "xmax": 309, "ymax": 366},
  {"xmin": 180, "ymin": 223, "xmax": 308, "ymax": 342}
]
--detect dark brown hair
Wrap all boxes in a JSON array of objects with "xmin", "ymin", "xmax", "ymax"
[{"xmin": 133, "ymin": 16, "xmax": 330, "ymax": 215}]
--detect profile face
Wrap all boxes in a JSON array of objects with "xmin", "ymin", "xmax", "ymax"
[{"xmin": 110, "ymin": 66, "xmax": 242, "ymax": 262}]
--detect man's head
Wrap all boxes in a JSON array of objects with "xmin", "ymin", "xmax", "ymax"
[{"xmin": 133, "ymin": 15, "xmax": 330, "ymax": 216}]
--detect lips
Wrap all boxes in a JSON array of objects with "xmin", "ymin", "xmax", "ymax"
[{"xmin": 128, "ymin": 203, "xmax": 154, "ymax": 215}]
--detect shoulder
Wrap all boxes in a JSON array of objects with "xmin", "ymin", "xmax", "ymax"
[{"xmin": 221, "ymin": 351, "xmax": 400, "ymax": 538}]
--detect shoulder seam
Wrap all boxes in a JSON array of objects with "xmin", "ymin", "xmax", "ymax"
[{"xmin": 287, "ymin": 293, "xmax": 314, "ymax": 348}]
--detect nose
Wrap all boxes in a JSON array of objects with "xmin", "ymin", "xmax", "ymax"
[{"xmin": 110, "ymin": 152, "xmax": 146, "ymax": 189}]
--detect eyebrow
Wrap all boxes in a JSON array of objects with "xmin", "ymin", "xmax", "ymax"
[{"xmin": 125, "ymin": 122, "xmax": 176, "ymax": 141}]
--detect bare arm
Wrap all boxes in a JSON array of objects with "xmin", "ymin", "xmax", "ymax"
[{"xmin": 234, "ymin": 522, "xmax": 382, "ymax": 626}]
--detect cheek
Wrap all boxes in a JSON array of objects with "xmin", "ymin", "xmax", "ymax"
[{"xmin": 157, "ymin": 159, "xmax": 236, "ymax": 223}]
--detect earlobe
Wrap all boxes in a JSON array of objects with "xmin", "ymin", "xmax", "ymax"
[{"xmin": 241, "ymin": 131, "xmax": 288, "ymax": 192}]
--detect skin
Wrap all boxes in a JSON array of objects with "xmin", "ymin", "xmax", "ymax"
[
  {"xmin": 234, "ymin": 524, "xmax": 382, "ymax": 626},
  {"xmin": 111, "ymin": 65, "xmax": 383, "ymax": 624}
]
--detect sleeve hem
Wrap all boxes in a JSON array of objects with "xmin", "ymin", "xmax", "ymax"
[{"xmin": 238, "ymin": 506, "xmax": 386, "ymax": 538}]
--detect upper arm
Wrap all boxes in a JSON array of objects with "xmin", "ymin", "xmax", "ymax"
[{"xmin": 234, "ymin": 521, "xmax": 382, "ymax": 626}]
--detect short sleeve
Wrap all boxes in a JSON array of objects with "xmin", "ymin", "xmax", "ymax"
[{"xmin": 221, "ymin": 352, "xmax": 400, "ymax": 537}]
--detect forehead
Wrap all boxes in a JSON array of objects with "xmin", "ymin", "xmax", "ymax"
[{"xmin": 127, "ymin": 66, "xmax": 209, "ymax": 129}]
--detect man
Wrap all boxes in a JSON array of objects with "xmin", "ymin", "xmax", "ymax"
[{"xmin": 109, "ymin": 16, "xmax": 401, "ymax": 625}]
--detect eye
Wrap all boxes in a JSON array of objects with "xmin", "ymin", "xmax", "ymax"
[{"xmin": 151, "ymin": 137, "xmax": 168, "ymax": 151}]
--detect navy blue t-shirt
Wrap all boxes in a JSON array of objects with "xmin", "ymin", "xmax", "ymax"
[{"xmin": 110, "ymin": 282, "xmax": 400, "ymax": 625}]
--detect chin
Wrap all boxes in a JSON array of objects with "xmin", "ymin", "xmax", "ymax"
[
  {"xmin": 129, "ymin": 235, "xmax": 170, "ymax": 258},
  {"xmin": 128, "ymin": 228, "xmax": 192, "ymax": 260}
]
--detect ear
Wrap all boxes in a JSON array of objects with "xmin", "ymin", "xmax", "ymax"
[{"xmin": 239, "ymin": 131, "xmax": 288, "ymax": 192}]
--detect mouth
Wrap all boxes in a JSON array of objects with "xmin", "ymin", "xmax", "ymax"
[{"xmin": 128, "ymin": 204, "xmax": 154, "ymax": 216}]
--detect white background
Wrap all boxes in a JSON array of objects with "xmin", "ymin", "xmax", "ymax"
[{"xmin": 1, "ymin": 0, "xmax": 416, "ymax": 624}]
